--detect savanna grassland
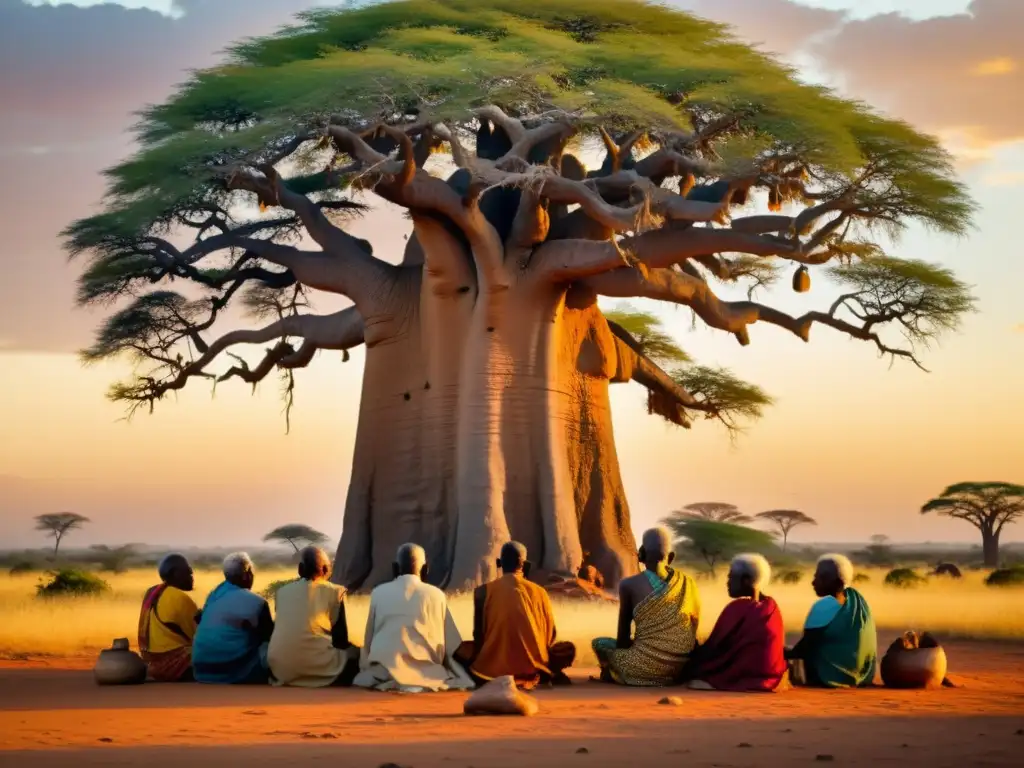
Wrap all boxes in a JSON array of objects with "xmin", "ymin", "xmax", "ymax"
[{"xmin": 2, "ymin": 566, "xmax": 1021, "ymax": 662}]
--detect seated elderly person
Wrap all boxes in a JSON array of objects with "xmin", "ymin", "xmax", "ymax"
[
  {"xmin": 455, "ymin": 541, "xmax": 576, "ymax": 689},
  {"xmin": 267, "ymin": 546, "xmax": 359, "ymax": 687},
  {"xmin": 786, "ymin": 553, "xmax": 877, "ymax": 688},
  {"xmin": 682, "ymin": 554, "xmax": 788, "ymax": 692},
  {"xmin": 138, "ymin": 553, "xmax": 199, "ymax": 682},
  {"xmin": 353, "ymin": 543, "xmax": 472, "ymax": 693},
  {"xmin": 592, "ymin": 527, "xmax": 701, "ymax": 687},
  {"xmin": 192, "ymin": 552, "xmax": 273, "ymax": 685}
]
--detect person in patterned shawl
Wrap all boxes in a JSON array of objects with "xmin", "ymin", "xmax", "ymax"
[{"xmin": 592, "ymin": 527, "xmax": 700, "ymax": 686}]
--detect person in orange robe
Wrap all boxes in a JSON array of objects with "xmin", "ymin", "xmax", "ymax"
[
  {"xmin": 455, "ymin": 542, "xmax": 575, "ymax": 689},
  {"xmin": 682, "ymin": 553, "xmax": 788, "ymax": 692}
]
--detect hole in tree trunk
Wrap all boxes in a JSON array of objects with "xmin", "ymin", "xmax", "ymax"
[
  {"xmin": 424, "ymin": 381, "xmax": 431, "ymax": 390},
  {"xmin": 403, "ymin": 392, "xmax": 411, "ymax": 401},
  {"xmin": 457, "ymin": 285, "xmax": 470, "ymax": 293},
  {"xmin": 487, "ymin": 327, "xmax": 495, "ymax": 333}
]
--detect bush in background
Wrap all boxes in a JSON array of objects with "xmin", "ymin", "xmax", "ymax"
[
  {"xmin": 9, "ymin": 561, "xmax": 37, "ymax": 575},
  {"xmin": 884, "ymin": 568, "xmax": 928, "ymax": 589},
  {"xmin": 35, "ymin": 569, "xmax": 111, "ymax": 598},
  {"xmin": 985, "ymin": 567, "xmax": 1024, "ymax": 588},
  {"xmin": 776, "ymin": 569, "xmax": 803, "ymax": 585}
]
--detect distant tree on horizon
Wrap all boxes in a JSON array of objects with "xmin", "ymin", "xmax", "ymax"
[
  {"xmin": 755, "ymin": 509, "xmax": 817, "ymax": 552},
  {"xmin": 34, "ymin": 513, "xmax": 90, "ymax": 559},
  {"xmin": 922, "ymin": 482, "xmax": 1024, "ymax": 568},
  {"xmin": 667, "ymin": 519, "xmax": 775, "ymax": 577},
  {"xmin": 670, "ymin": 502, "xmax": 752, "ymax": 525},
  {"xmin": 263, "ymin": 524, "xmax": 330, "ymax": 555}
]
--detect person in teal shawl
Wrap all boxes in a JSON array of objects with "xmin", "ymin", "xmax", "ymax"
[
  {"xmin": 786, "ymin": 553, "xmax": 877, "ymax": 688},
  {"xmin": 193, "ymin": 552, "xmax": 274, "ymax": 684}
]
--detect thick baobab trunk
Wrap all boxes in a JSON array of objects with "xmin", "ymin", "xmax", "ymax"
[
  {"xmin": 981, "ymin": 526, "xmax": 1000, "ymax": 568},
  {"xmin": 334, "ymin": 268, "xmax": 435, "ymax": 590},
  {"xmin": 561, "ymin": 285, "xmax": 639, "ymax": 586}
]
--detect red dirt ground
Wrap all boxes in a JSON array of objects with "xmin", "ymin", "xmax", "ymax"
[{"xmin": 1, "ymin": 639, "xmax": 1023, "ymax": 767}]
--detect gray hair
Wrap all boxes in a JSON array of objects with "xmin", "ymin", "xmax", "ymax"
[
  {"xmin": 223, "ymin": 551, "xmax": 254, "ymax": 582},
  {"xmin": 157, "ymin": 553, "xmax": 188, "ymax": 582},
  {"xmin": 817, "ymin": 553, "xmax": 855, "ymax": 586},
  {"xmin": 642, "ymin": 526, "xmax": 673, "ymax": 559},
  {"xmin": 730, "ymin": 553, "xmax": 772, "ymax": 589},
  {"xmin": 396, "ymin": 543, "xmax": 426, "ymax": 575}
]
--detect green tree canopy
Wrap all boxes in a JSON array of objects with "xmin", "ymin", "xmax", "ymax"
[
  {"xmin": 667, "ymin": 519, "xmax": 776, "ymax": 576},
  {"xmin": 755, "ymin": 509, "xmax": 817, "ymax": 551},
  {"xmin": 70, "ymin": 0, "xmax": 974, "ymax": 421}
]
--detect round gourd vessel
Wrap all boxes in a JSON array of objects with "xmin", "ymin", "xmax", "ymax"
[
  {"xmin": 94, "ymin": 638, "xmax": 147, "ymax": 686},
  {"xmin": 880, "ymin": 646, "xmax": 947, "ymax": 689}
]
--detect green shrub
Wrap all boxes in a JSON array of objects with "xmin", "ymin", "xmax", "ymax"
[
  {"xmin": 261, "ymin": 579, "xmax": 296, "ymax": 600},
  {"xmin": 853, "ymin": 573, "xmax": 870, "ymax": 584},
  {"xmin": 883, "ymin": 568, "xmax": 927, "ymax": 589},
  {"xmin": 985, "ymin": 567, "xmax": 1024, "ymax": 587},
  {"xmin": 776, "ymin": 569, "xmax": 803, "ymax": 584},
  {"xmin": 35, "ymin": 569, "xmax": 110, "ymax": 598},
  {"xmin": 8, "ymin": 561, "xmax": 37, "ymax": 575}
]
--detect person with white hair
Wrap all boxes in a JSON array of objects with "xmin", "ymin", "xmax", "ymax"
[
  {"xmin": 268, "ymin": 546, "xmax": 360, "ymax": 687},
  {"xmin": 785, "ymin": 553, "xmax": 878, "ymax": 688},
  {"xmin": 353, "ymin": 543, "xmax": 473, "ymax": 692},
  {"xmin": 592, "ymin": 526, "xmax": 701, "ymax": 686},
  {"xmin": 682, "ymin": 553, "xmax": 788, "ymax": 692},
  {"xmin": 192, "ymin": 552, "xmax": 274, "ymax": 684},
  {"xmin": 138, "ymin": 553, "xmax": 198, "ymax": 682}
]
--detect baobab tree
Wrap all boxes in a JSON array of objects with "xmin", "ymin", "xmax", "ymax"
[
  {"xmin": 34, "ymin": 513, "xmax": 90, "ymax": 559},
  {"xmin": 68, "ymin": 1, "xmax": 974, "ymax": 591},
  {"xmin": 756, "ymin": 509, "xmax": 817, "ymax": 551},
  {"xmin": 263, "ymin": 524, "xmax": 330, "ymax": 554},
  {"xmin": 670, "ymin": 502, "xmax": 752, "ymax": 525},
  {"xmin": 922, "ymin": 482, "xmax": 1024, "ymax": 568}
]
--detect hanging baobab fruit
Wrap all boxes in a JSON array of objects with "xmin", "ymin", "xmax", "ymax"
[{"xmin": 793, "ymin": 266, "xmax": 811, "ymax": 293}]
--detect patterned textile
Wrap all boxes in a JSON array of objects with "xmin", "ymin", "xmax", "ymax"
[
  {"xmin": 145, "ymin": 646, "xmax": 193, "ymax": 682},
  {"xmin": 592, "ymin": 568, "xmax": 699, "ymax": 686}
]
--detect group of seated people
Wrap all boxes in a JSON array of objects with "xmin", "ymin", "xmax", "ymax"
[{"xmin": 136, "ymin": 526, "xmax": 877, "ymax": 692}]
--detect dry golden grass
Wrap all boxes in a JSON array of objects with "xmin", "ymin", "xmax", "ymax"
[{"xmin": 1, "ymin": 567, "xmax": 1021, "ymax": 662}]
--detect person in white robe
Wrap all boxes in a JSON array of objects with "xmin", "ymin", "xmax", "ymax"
[{"xmin": 353, "ymin": 543, "xmax": 473, "ymax": 693}]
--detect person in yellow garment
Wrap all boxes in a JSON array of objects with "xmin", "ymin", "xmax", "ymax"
[
  {"xmin": 267, "ymin": 546, "xmax": 360, "ymax": 687},
  {"xmin": 138, "ymin": 553, "xmax": 200, "ymax": 682},
  {"xmin": 592, "ymin": 527, "xmax": 701, "ymax": 686}
]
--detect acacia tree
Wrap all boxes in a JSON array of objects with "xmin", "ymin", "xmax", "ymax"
[
  {"xmin": 669, "ymin": 519, "xmax": 775, "ymax": 577},
  {"xmin": 670, "ymin": 502, "xmax": 752, "ymax": 524},
  {"xmin": 68, "ymin": 0, "xmax": 974, "ymax": 591},
  {"xmin": 756, "ymin": 509, "xmax": 816, "ymax": 551},
  {"xmin": 263, "ymin": 524, "xmax": 330, "ymax": 554},
  {"xmin": 922, "ymin": 482, "xmax": 1024, "ymax": 568},
  {"xmin": 34, "ymin": 513, "xmax": 90, "ymax": 559}
]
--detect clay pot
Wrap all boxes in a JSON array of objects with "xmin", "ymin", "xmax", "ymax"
[
  {"xmin": 880, "ymin": 646, "xmax": 947, "ymax": 689},
  {"xmin": 94, "ymin": 638, "xmax": 147, "ymax": 686}
]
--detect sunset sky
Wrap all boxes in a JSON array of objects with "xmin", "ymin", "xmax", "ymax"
[{"xmin": 1, "ymin": 0, "xmax": 1021, "ymax": 551}]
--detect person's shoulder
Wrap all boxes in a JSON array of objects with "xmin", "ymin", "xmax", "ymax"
[
  {"xmin": 165, "ymin": 585, "xmax": 198, "ymax": 606},
  {"xmin": 419, "ymin": 580, "xmax": 446, "ymax": 602}
]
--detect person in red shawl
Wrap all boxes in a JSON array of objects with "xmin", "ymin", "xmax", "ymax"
[{"xmin": 681, "ymin": 553, "xmax": 788, "ymax": 692}]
